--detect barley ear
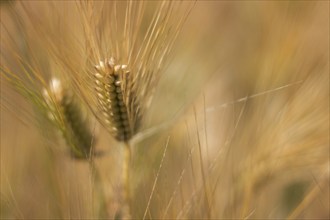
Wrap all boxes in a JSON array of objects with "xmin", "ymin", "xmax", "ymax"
[
  {"xmin": 93, "ymin": 57, "xmax": 138, "ymax": 142},
  {"xmin": 43, "ymin": 78, "xmax": 94, "ymax": 159}
]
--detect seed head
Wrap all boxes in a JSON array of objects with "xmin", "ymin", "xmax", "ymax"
[
  {"xmin": 43, "ymin": 78, "xmax": 94, "ymax": 159},
  {"xmin": 94, "ymin": 58, "xmax": 134, "ymax": 142}
]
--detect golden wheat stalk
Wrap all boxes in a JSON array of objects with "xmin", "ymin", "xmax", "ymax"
[
  {"xmin": 93, "ymin": 58, "xmax": 134, "ymax": 217},
  {"xmin": 73, "ymin": 2, "xmax": 193, "ymax": 218}
]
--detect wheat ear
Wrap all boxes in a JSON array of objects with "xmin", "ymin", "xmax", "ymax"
[
  {"xmin": 43, "ymin": 78, "xmax": 94, "ymax": 159},
  {"xmin": 94, "ymin": 57, "xmax": 136, "ymax": 142}
]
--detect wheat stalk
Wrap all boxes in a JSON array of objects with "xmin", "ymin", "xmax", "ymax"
[
  {"xmin": 73, "ymin": 2, "xmax": 194, "ymax": 218},
  {"xmin": 93, "ymin": 57, "xmax": 134, "ymax": 217}
]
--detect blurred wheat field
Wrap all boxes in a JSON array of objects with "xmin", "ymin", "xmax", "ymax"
[{"xmin": 1, "ymin": 1, "xmax": 329, "ymax": 219}]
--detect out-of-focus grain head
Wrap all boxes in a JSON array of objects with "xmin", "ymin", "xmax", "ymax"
[{"xmin": 43, "ymin": 78, "xmax": 94, "ymax": 159}]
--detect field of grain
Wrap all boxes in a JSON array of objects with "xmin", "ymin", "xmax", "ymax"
[{"xmin": 1, "ymin": 1, "xmax": 329, "ymax": 219}]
